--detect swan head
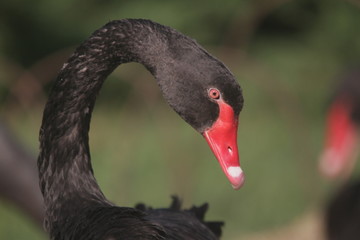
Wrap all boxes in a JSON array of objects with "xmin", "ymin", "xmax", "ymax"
[{"xmin": 153, "ymin": 42, "xmax": 245, "ymax": 189}]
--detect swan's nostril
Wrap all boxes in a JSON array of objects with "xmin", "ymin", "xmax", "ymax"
[{"xmin": 228, "ymin": 146, "xmax": 232, "ymax": 153}]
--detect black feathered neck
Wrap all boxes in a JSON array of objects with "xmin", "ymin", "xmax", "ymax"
[{"xmin": 39, "ymin": 19, "xmax": 170, "ymax": 205}]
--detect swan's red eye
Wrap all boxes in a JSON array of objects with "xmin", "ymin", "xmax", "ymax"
[{"xmin": 208, "ymin": 88, "xmax": 220, "ymax": 100}]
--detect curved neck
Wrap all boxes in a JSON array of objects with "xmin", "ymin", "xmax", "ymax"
[{"xmin": 38, "ymin": 20, "xmax": 171, "ymax": 212}]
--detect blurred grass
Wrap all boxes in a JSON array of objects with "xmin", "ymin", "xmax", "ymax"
[{"xmin": 1, "ymin": 0, "xmax": 360, "ymax": 239}]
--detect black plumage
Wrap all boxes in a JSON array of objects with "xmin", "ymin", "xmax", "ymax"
[
  {"xmin": 325, "ymin": 179, "xmax": 360, "ymax": 240},
  {"xmin": 38, "ymin": 19, "xmax": 243, "ymax": 240},
  {"xmin": 135, "ymin": 196, "xmax": 223, "ymax": 239}
]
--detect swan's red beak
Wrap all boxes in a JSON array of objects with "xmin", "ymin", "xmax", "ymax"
[
  {"xmin": 203, "ymin": 100, "xmax": 244, "ymax": 190},
  {"xmin": 319, "ymin": 98, "xmax": 358, "ymax": 178}
]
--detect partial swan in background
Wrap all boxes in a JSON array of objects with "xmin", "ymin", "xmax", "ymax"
[{"xmin": 319, "ymin": 67, "xmax": 360, "ymax": 178}]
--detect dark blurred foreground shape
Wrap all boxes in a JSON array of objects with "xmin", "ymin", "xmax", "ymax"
[{"xmin": 0, "ymin": 120, "xmax": 44, "ymax": 226}]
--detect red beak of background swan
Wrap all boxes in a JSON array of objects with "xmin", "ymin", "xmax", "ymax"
[
  {"xmin": 319, "ymin": 98, "xmax": 358, "ymax": 178},
  {"xmin": 203, "ymin": 100, "xmax": 244, "ymax": 190}
]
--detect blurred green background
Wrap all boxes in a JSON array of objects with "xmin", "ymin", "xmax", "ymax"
[{"xmin": 1, "ymin": 0, "xmax": 360, "ymax": 239}]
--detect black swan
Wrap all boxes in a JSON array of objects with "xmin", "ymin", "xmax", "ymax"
[
  {"xmin": 319, "ymin": 68, "xmax": 360, "ymax": 178},
  {"xmin": 38, "ymin": 19, "xmax": 244, "ymax": 239},
  {"xmin": 319, "ymin": 68, "xmax": 360, "ymax": 239},
  {"xmin": 0, "ymin": 120, "xmax": 44, "ymax": 226}
]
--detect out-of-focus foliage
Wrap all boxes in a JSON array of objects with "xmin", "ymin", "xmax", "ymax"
[{"xmin": 0, "ymin": 0, "xmax": 360, "ymax": 239}]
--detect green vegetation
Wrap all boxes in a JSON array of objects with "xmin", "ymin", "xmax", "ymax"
[{"xmin": 1, "ymin": 0, "xmax": 360, "ymax": 239}]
